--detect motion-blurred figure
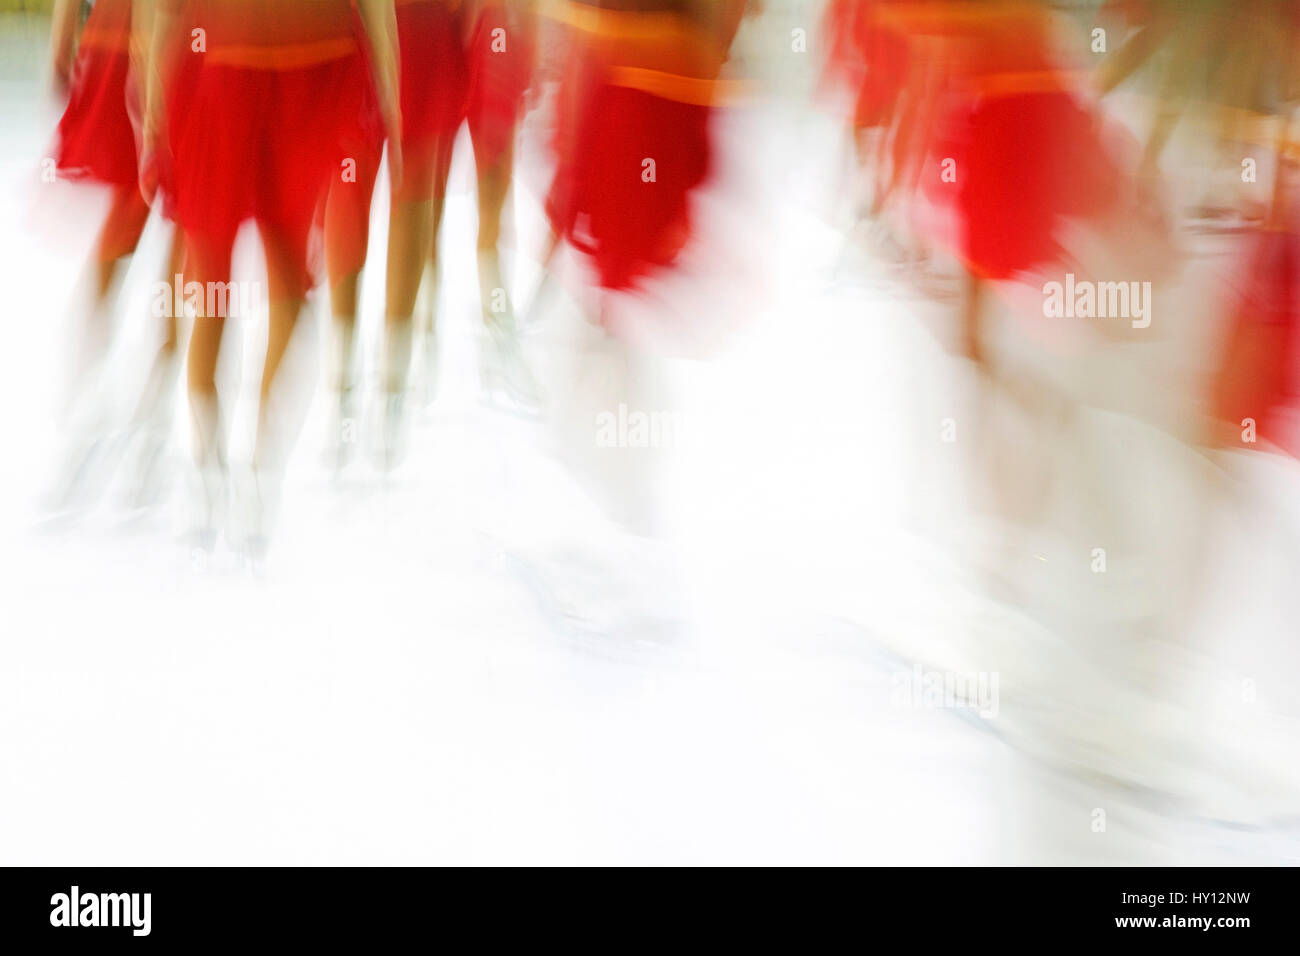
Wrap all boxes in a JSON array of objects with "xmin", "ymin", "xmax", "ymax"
[
  {"xmin": 542, "ymin": 0, "xmax": 737, "ymax": 300},
  {"xmin": 340, "ymin": 0, "xmax": 542, "ymax": 474},
  {"xmin": 1205, "ymin": 13, "xmax": 1299, "ymax": 459},
  {"xmin": 507, "ymin": 0, "xmax": 752, "ymax": 636},
  {"xmin": 45, "ymin": 0, "xmax": 190, "ymax": 512},
  {"xmin": 820, "ymin": 0, "xmax": 911, "ymax": 223},
  {"xmin": 144, "ymin": 0, "xmax": 400, "ymax": 555}
]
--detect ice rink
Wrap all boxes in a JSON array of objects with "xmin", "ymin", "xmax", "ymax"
[{"xmin": 2, "ymin": 7, "xmax": 1299, "ymax": 864}]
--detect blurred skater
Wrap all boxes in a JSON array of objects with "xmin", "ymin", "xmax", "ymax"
[
  {"xmin": 144, "ymin": 0, "xmax": 401, "ymax": 553},
  {"xmin": 45, "ymin": 0, "xmax": 193, "ymax": 511}
]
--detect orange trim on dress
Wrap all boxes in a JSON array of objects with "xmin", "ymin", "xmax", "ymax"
[
  {"xmin": 966, "ymin": 69, "xmax": 1087, "ymax": 98},
  {"xmin": 547, "ymin": 0, "xmax": 735, "ymax": 102},
  {"xmin": 607, "ymin": 66, "xmax": 748, "ymax": 106}
]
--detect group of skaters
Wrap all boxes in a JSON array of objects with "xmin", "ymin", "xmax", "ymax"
[
  {"xmin": 46, "ymin": 0, "xmax": 752, "ymax": 556},
  {"xmin": 43, "ymin": 0, "xmax": 1300, "ymax": 563},
  {"xmin": 819, "ymin": 0, "xmax": 1298, "ymax": 571}
]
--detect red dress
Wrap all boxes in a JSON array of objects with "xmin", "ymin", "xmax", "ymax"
[
  {"xmin": 53, "ymin": 0, "xmax": 137, "ymax": 187},
  {"xmin": 545, "ymin": 1, "xmax": 721, "ymax": 292},
  {"xmin": 172, "ymin": 1, "xmax": 373, "ymax": 294},
  {"xmin": 1210, "ymin": 217, "xmax": 1300, "ymax": 455},
  {"xmin": 391, "ymin": 1, "xmax": 536, "ymax": 181},
  {"xmin": 821, "ymin": 0, "xmax": 911, "ymax": 129},
  {"xmin": 465, "ymin": 0, "xmax": 537, "ymax": 166},
  {"xmin": 394, "ymin": 0, "xmax": 471, "ymax": 186},
  {"xmin": 917, "ymin": 5, "xmax": 1121, "ymax": 281},
  {"xmin": 141, "ymin": 33, "xmax": 205, "ymax": 222},
  {"xmin": 325, "ymin": 1, "xmax": 538, "ymax": 275}
]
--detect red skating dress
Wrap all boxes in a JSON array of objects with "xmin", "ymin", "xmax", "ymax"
[
  {"xmin": 465, "ymin": 0, "xmax": 537, "ymax": 166},
  {"xmin": 1210, "ymin": 211, "xmax": 1300, "ymax": 455},
  {"xmin": 172, "ymin": 0, "xmax": 374, "ymax": 294},
  {"xmin": 910, "ymin": 2, "xmax": 1122, "ymax": 282},
  {"xmin": 53, "ymin": 0, "xmax": 138, "ymax": 187},
  {"xmin": 1208, "ymin": 1, "xmax": 1300, "ymax": 454},
  {"xmin": 325, "ymin": 1, "xmax": 532, "ymax": 275},
  {"xmin": 544, "ymin": 1, "xmax": 724, "ymax": 292},
  {"xmin": 391, "ymin": 0, "xmax": 471, "ymax": 188},
  {"xmin": 144, "ymin": 20, "xmax": 206, "ymax": 222},
  {"xmin": 821, "ymin": 0, "xmax": 911, "ymax": 129},
  {"xmin": 319, "ymin": 4, "xmax": 387, "ymax": 280}
]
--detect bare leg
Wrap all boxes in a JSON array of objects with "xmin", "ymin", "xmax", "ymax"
[
  {"xmin": 47, "ymin": 186, "xmax": 153, "ymax": 510},
  {"xmin": 323, "ymin": 152, "xmax": 380, "ymax": 464},
  {"xmin": 219, "ymin": 225, "xmax": 316, "ymax": 560},
  {"xmin": 255, "ymin": 228, "xmax": 314, "ymax": 475},
  {"xmin": 123, "ymin": 227, "xmax": 188, "ymax": 508},
  {"xmin": 474, "ymin": 133, "xmax": 513, "ymax": 324},
  {"xmin": 69, "ymin": 184, "xmax": 151, "ymax": 409},
  {"xmin": 472, "ymin": 129, "xmax": 542, "ymax": 412},
  {"xmin": 419, "ymin": 152, "xmax": 452, "ymax": 342},
  {"xmin": 380, "ymin": 133, "xmax": 455, "ymax": 465},
  {"xmin": 186, "ymin": 305, "xmax": 226, "ymax": 469},
  {"xmin": 960, "ymin": 271, "xmax": 986, "ymax": 369},
  {"xmin": 134, "ymin": 226, "xmax": 187, "ymax": 424},
  {"xmin": 386, "ymin": 143, "xmax": 452, "ymax": 388},
  {"xmin": 414, "ymin": 144, "xmax": 454, "ymax": 408},
  {"xmin": 183, "ymin": 232, "xmax": 231, "ymax": 548}
]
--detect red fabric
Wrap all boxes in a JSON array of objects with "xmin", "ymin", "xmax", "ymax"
[
  {"xmin": 1210, "ymin": 224, "xmax": 1300, "ymax": 455},
  {"xmin": 823, "ymin": 0, "xmax": 861, "ymax": 80},
  {"xmin": 324, "ymin": 71, "xmax": 384, "ymax": 280},
  {"xmin": 175, "ymin": 53, "xmax": 370, "ymax": 294},
  {"xmin": 49, "ymin": 0, "xmax": 160, "ymax": 258},
  {"xmin": 547, "ymin": 80, "xmax": 711, "ymax": 292},
  {"xmin": 323, "ymin": 57, "xmax": 384, "ymax": 277},
  {"xmin": 54, "ymin": 15, "xmax": 138, "ymax": 187},
  {"xmin": 322, "ymin": 1, "xmax": 465, "ymax": 265},
  {"xmin": 821, "ymin": 0, "xmax": 910, "ymax": 128},
  {"xmin": 54, "ymin": 0, "xmax": 203, "ymax": 216},
  {"xmin": 930, "ymin": 89, "xmax": 1121, "ymax": 281},
  {"xmin": 466, "ymin": 1, "xmax": 535, "ymax": 165},
  {"xmin": 139, "ymin": 47, "xmax": 206, "ymax": 220},
  {"xmin": 329, "ymin": 1, "xmax": 535, "ymax": 193},
  {"xmin": 182, "ymin": 0, "xmax": 358, "ymax": 51},
  {"xmin": 852, "ymin": 22, "xmax": 909, "ymax": 127},
  {"xmin": 396, "ymin": 0, "xmax": 471, "ymax": 183},
  {"xmin": 913, "ymin": 3, "xmax": 1122, "ymax": 282}
]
